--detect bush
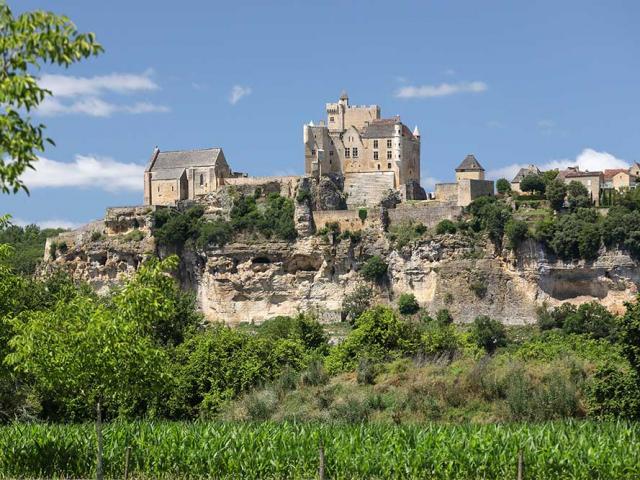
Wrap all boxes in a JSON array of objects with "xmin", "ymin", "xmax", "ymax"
[
  {"xmin": 244, "ymin": 389, "xmax": 278, "ymax": 421},
  {"xmin": 342, "ymin": 284, "xmax": 373, "ymax": 324},
  {"xmin": 470, "ymin": 315, "xmax": 507, "ymax": 353},
  {"xmin": 504, "ymin": 219, "xmax": 528, "ymax": 249},
  {"xmin": 258, "ymin": 314, "xmax": 328, "ymax": 353},
  {"xmin": 300, "ymin": 359, "xmax": 329, "ymax": 387},
  {"xmin": 325, "ymin": 306, "xmax": 421, "ymax": 374},
  {"xmin": 356, "ymin": 357, "xmax": 378, "ymax": 385},
  {"xmin": 520, "ymin": 173, "xmax": 546, "ymax": 194},
  {"xmin": 585, "ymin": 364, "xmax": 640, "ymax": 419},
  {"xmin": 562, "ymin": 302, "xmax": 618, "ymax": 340},
  {"xmin": 436, "ymin": 309, "xmax": 454, "ymax": 326},
  {"xmin": 421, "ymin": 323, "xmax": 460, "ymax": 356},
  {"xmin": 436, "ymin": 219, "xmax": 457, "ymax": 235},
  {"xmin": 196, "ymin": 220, "xmax": 233, "ymax": 248},
  {"xmin": 545, "ymin": 179, "xmax": 567, "ymax": 211},
  {"xmin": 358, "ymin": 208, "xmax": 368, "ymax": 222},
  {"xmin": 466, "ymin": 197, "xmax": 512, "ymax": 247},
  {"xmin": 548, "ymin": 208, "xmax": 601, "ymax": 260},
  {"xmin": 296, "ymin": 187, "xmax": 311, "ymax": 203},
  {"xmin": 388, "ymin": 221, "xmax": 426, "ymax": 248},
  {"xmin": 90, "ymin": 230, "xmax": 103, "ymax": 242},
  {"xmin": 360, "ymin": 256, "xmax": 388, "ymax": 283},
  {"xmin": 496, "ymin": 178, "xmax": 511, "ymax": 195},
  {"xmin": 123, "ymin": 229, "xmax": 145, "ymax": 242},
  {"xmin": 468, "ymin": 272, "xmax": 488, "ymax": 299},
  {"xmin": 397, "ymin": 293, "xmax": 420, "ymax": 315}
]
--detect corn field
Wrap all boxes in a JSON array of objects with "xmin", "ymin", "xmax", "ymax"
[{"xmin": 0, "ymin": 421, "xmax": 638, "ymax": 479}]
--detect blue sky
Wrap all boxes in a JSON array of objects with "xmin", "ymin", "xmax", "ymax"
[{"xmin": 4, "ymin": 0, "xmax": 639, "ymax": 227}]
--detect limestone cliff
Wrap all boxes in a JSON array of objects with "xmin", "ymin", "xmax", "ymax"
[{"xmin": 41, "ymin": 202, "xmax": 639, "ymax": 325}]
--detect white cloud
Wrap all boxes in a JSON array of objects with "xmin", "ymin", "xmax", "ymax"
[
  {"xmin": 40, "ymin": 71, "xmax": 158, "ymax": 97},
  {"xmin": 395, "ymin": 81, "xmax": 487, "ymax": 99},
  {"xmin": 38, "ymin": 97, "xmax": 169, "ymax": 117},
  {"xmin": 486, "ymin": 148, "xmax": 631, "ymax": 181},
  {"xmin": 229, "ymin": 85, "xmax": 252, "ymax": 105},
  {"xmin": 36, "ymin": 70, "xmax": 169, "ymax": 117},
  {"xmin": 12, "ymin": 217, "xmax": 83, "ymax": 230},
  {"xmin": 21, "ymin": 155, "xmax": 144, "ymax": 192}
]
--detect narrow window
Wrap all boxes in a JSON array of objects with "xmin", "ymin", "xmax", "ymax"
[
  {"xmin": 387, "ymin": 139, "xmax": 392, "ymax": 148},
  {"xmin": 171, "ymin": 186, "xmax": 174, "ymax": 191},
  {"xmin": 311, "ymin": 149, "xmax": 316, "ymax": 155},
  {"xmin": 199, "ymin": 174, "xmax": 204, "ymax": 186},
  {"xmin": 157, "ymin": 186, "xmax": 160, "ymax": 192},
  {"xmin": 387, "ymin": 163, "xmax": 392, "ymax": 169},
  {"xmin": 352, "ymin": 147, "xmax": 358, "ymax": 158},
  {"xmin": 387, "ymin": 150, "xmax": 392, "ymax": 159},
  {"xmin": 345, "ymin": 148, "xmax": 350, "ymax": 158},
  {"xmin": 329, "ymin": 116, "xmax": 334, "ymax": 122},
  {"xmin": 373, "ymin": 140, "xmax": 378, "ymax": 148},
  {"xmin": 329, "ymin": 158, "xmax": 332, "ymax": 165},
  {"xmin": 373, "ymin": 151, "xmax": 379, "ymax": 160},
  {"xmin": 377, "ymin": 164, "xmax": 380, "ymax": 170}
]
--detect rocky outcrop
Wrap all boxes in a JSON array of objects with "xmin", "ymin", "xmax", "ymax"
[{"xmin": 41, "ymin": 206, "xmax": 640, "ymax": 326}]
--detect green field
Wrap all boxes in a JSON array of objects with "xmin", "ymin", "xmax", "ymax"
[{"xmin": 1, "ymin": 421, "xmax": 638, "ymax": 479}]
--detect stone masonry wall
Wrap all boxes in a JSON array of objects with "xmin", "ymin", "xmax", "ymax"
[{"xmin": 388, "ymin": 201, "xmax": 462, "ymax": 228}]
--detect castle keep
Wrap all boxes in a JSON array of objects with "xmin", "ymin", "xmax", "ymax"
[{"xmin": 304, "ymin": 92, "xmax": 423, "ymax": 207}]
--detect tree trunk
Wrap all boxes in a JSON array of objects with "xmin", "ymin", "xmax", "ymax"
[{"xmin": 96, "ymin": 401, "xmax": 104, "ymax": 480}]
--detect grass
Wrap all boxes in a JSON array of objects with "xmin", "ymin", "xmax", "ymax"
[{"xmin": 0, "ymin": 420, "xmax": 637, "ymax": 479}]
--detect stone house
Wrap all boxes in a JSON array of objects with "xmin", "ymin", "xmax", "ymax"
[
  {"xmin": 143, "ymin": 147, "xmax": 232, "ymax": 206},
  {"xmin": 435, "ymin": 155, "xmax": 494, "ymax": 207},
  {"xmin": 510, "ymin": 164, "xmax": 541, "ymax": 193},
  {"xmin": 558, "ymin": 167, "xmax": 603, "ymax": 206},
  {"xmin": 454, "ymin": 154, "xmax": 485, "ymax": 182},
  {"xmin": 303, "ymin": 92, "xmax": 423, "ymax": 207},
  {"xmin": 603, "ymin": 169, "xmax": 636, "ymax": 190}
]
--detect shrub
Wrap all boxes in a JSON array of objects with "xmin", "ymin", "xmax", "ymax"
[
  {"xmin": 397, "ymin": 293, "xmax": 420, "ymax": 315},
  {"xmin": 389, "ymin": 221, "xmax": 426, "ymax": 248},
  {"xmin": 296, "ymin": 187, "xmax": 311, "ymax": 203},
  {"xmin": 360, "ymin": 256, "xmax": 388, "ymax": 283},
  {"xmin": 466, "ymin": 197, "xmax": 512, "ymax": 247},
  {"xmin": 331, "ymin": 397, "xmax": 371, "ymax": 423},
  {"xmin": 560, "ymin": 302, "xmax": 618, "ymax": 340},
  {"xmin": 496, "ymin": 178, "xmax": 511, "ymax": 195},
  {"xmin": 358, "ymin": 208, "xmax": 368, "ymax": 222},
  {"xmin": 123, "ymin": 229, "xmax": 144, "ymax": 242},
  {"xmin": 585, "ymin": 364, "xmax": 640, "ymax": 419},
  {"xmin": 244, "ymin": 389, "xmax": 278, "ymax": 421},
  {"xmin": 468, "ymin": 272, "xmax": 488, "ymax": 299},
  {"xmin": 545, "ymin": 179, "xmax": 567, "ymax": 211},
  {"xmin": 436, "ymin": 219, "xmax": 457, "ymax": 235},
  {"xmin": 90, "ymin": 230, "xmax": 103, "ymax": 242},
  {"xmin": 421, "ymin": 323, "xmax": 460, "ymax": 356},
  {"xmin": 153, "ymin": 206, "xmax": 204, "ymax": 246},
  {"xmin": 549, "ymin": 208, "xmax": 601, "ymax": 260},
  {"xmin": 342, "ymin": 284, "xmax": 373, "ymax": 324},
  {"xmin": 435, "ymin": 309, "xmax": 454, "ymax": 326},
  {"xmin": 504, "ymin": 219, "xmax": 528, "ymax": 249},
  {"xmin": 194, "ymin": 220, "xmax": 231, "ymax": 248},
  {"xmin": 470, "ymin": 315, "xmax": 507, "ymax": 353},
  {"xmin": 258, "ymin": 314, "xmax": 328, "ymax": 353},
  {"xmin": 300, "ymin": 359, "xmax": 329, "ymax": 387},
  {"xmin": 356, "ymin": 357, "xmax": 378, "ymax": 385},
  {"xmin": 325, "ymin": 306, "xmax": 421, "ymax": 374}
]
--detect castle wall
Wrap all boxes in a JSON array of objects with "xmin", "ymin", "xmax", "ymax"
[
  {"xmin": 435, "ymin": 183, "xmax": 458, "ymax": 202},
  {"xmin": 388, "ymin": 201, "xmax": 462, "ymax": 228},
  {"xmin": 458, "ymin": 179, "xmax": 494, "ymax": 207},
  {"xmin": 313, "ymin": 208, "xmax": 378, "ymax": 232},
  {"xmin": 223, "ymin": 176, "xmax": 300, "ymax": 198}
]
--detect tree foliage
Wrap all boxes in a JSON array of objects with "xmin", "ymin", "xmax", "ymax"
[
  {"xmin": 495, "ymin": 178, "xmax": 511, "ymax": 195},
  {"xmin": 545, "ymin": 179, "xmax": 567, "ymax": 211},
  {"xmin": 519, "ymin": 174, "xmax": 546, "ymax": 194},
  {"xmin": 470, "ymin": 315, "xmax": 507, "ymax": 353},
  {"xmin": 0, "ymin": 3, "xmax": 102, "ymax": 193},
  {"xmin": 360, "ymin": 255, "xmax": 388, "ymax": 283},
  {"xmin": 397, "ymin": 293, "xmax": 420, "ymax": 315}
]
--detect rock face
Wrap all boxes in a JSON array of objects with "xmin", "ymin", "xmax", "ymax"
[{"xmin": 41, "ymin": 205, "xmax": 640, "ymax": 326}]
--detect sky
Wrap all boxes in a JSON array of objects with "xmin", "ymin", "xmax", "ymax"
[{"xmin": 3, "ymin": 0, "xmax": 639, "ymax": 228}]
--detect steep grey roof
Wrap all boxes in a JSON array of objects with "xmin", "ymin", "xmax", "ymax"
[
  {"xmin": 455, "ymin": 154, "xmax": 484, "ymax": 172},
  {"xmin": 151, "ymin": 148, "xmax": 221, "ymax": 171},
  {"xmin": 512, "ymin": 165, "xmax": 540, "ymax": 183},
  {"xmin": 152, "ymin": 168, "xmax": 186, "ymax": 180},
  {"xmin": 361, "ymin": 119, "xmax": 398, "ymax": 139}
]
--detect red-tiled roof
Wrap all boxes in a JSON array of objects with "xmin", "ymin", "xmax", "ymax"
[
  {"xmin": 603, "ymin": 168, "xmax": 630, "ymax": 180},
  {"xmin": 564, "ymin": 171, "xmax": 603, "ymax": 178}
]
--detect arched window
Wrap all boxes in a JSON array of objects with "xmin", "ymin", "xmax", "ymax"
[{"xmin": 199, "ymin": 174, "xmax": 204, "ymax": 186}]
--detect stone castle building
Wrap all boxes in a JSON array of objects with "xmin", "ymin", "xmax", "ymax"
[{"xmin": 304, "ymin": 92, "xmax": 424, "ymax": 207}]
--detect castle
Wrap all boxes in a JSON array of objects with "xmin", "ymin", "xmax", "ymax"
[
  {"xmin": 143, "ymin": 93, "xmax": 493, "ymax": 208},
  {"xmin": 303, "ymin": 91, "xmax": 424, "ymax": 207}
]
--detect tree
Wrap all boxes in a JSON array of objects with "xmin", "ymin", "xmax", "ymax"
[
  {"xmin": 435, "ymin": 219, "xmax": 457, "ymax": 235},
  {"xmin": 0, "ymin": 3, "xmax": 102, "ymax": 193},
  {"xmin": 397, "ymin": 293, "xmax": 420, "ymax": 315},
  {"xmin": 470, "ymin": 315, "xmax": 507, "ymax": 353},
  {"xmin": 619, "ymin": 295, "xmax": 640, "ymax": 375},
  {"xmin": 567, "ymin": 181, "xmax": 592, "ymax": 210},
  {"xmin": 545, "ymin": 179, "xmax": 567, "ymax": 211},
  {"xmin": 360, "ymin": 255, "xmax": 388, "ymax": 283},
  {"xmin": 342, "ymin": 284, "xmax": 373, "ymax": 324},
  {"xmin": 562, "ymin": 301, "xmax": 617, "ymax": 340},
  {"xmin": 504, "ymin": 218, "xmax": 528, "ymax": 249},
  {"xmin": 496, "ymin": 178, "xmax": 511, "ymax": 195},
  {"xmin": 519, "ymin": 173, "xmax": 546, "ymax": 195}
]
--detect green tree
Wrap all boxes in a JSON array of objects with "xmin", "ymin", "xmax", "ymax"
[
  {"xmin": 342, "ymin": 284, "xmax": 373, "ymax": 324},
  {"xmin": 470, "ymin": 315, "xmax": 507, "ymax": 353},
  {"xmin": 563, "ymin": 301, "xmax": 617, "ymax": 340},
  {"xmin": 397, "ymin": 293, "xmax": 420, "ymax": 315},
  {"xmin": 545, "ymin": 179, "xmax": 567, "ymax": 211},
  {"xmin": 467, "ymin": 197, "xmax": 512, "ymax": 247},
  {"xmin": 0, "ymin": 3, "xmax": 102, "ymax": 193},
  {"xmin": 504, "ymin": 218, "xmax": 528, "ymax": 249},
  {"xmin": 567, "ymin": 181, "xmax": 592, "ymax": 210},
  {"xmin": 360, "ymin": 255, "xmax": 388, "ymax": 283},
  {"xmin": 519, "ymin": 174, "xmax": 546, "ymax": 194},
  {"xmin": 495, "ymin": 178, "xmax": 511, "ymax": 195}
]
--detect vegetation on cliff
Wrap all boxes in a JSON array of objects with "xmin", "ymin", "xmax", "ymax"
[{"xmin": 0, "ymin": 223, "xmax": 65, "ymax": 274}]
